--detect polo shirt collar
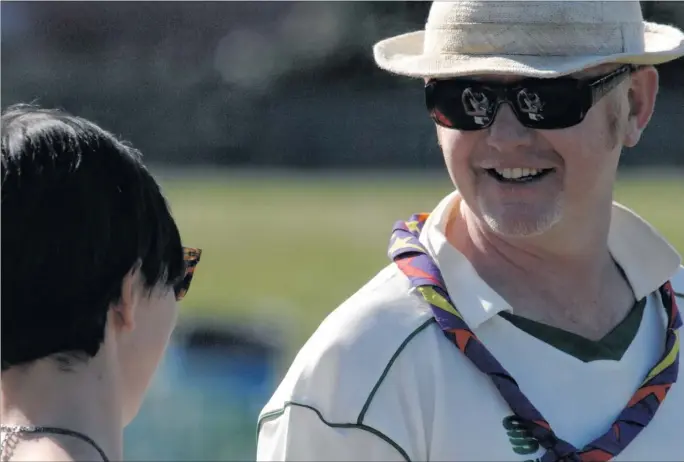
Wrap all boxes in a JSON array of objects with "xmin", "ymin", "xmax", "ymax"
[{"xmin": 417, "ymin": 191, "xmax": 681, "ymax": 329}]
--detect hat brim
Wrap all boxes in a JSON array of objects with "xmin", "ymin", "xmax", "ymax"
[{"xmin": 374, "ymin": 22, "xmax": 684, "ymax": 79}]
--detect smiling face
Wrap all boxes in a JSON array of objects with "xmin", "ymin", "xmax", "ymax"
[{"xmin": 435, "ymin": 64, "xmax": 658, "ymax": 239}]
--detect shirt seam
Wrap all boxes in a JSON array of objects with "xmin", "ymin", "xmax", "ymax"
[
  {"xmin": 357, "ymin": 318, "xmax": 437, "ymax": 423},
  {"xmin": 257, "ymin": 401, "xmax": 412, "ymax": 462}
]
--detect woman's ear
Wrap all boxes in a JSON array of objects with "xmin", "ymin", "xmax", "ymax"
[{"xmin": 110, "ymin": 263, "xmax": 142, "ymax": 333}]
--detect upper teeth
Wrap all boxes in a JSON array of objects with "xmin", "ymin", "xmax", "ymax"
[{"xmin": 495, "ymin": 168, "xmax": 542, "ymax": 179}]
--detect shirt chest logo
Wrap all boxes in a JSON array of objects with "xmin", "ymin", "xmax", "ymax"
[{"xmin": 502, "ymin": 415, "xmax": 542, "ymax": 461}]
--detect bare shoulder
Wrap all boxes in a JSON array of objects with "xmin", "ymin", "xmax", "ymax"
[{"xmin": 7, "ymin": 436, "xmax": 107, "ymax": 462}]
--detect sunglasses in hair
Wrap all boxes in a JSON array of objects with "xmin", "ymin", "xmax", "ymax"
[
  {"xmin": 425, "ymin": 65, "xmax": 635, "ymax": 131},
  {"xmin": 174, "ymin": 247, "xmax": 202, "ymax": 301}
]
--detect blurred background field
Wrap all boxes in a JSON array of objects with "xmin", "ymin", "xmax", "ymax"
[
  {"xmin": 162, "ymin": 170, "xmax": 684, "ymax": 348},
  {"xmin": 2, "ymin": 1, "xmax": 683, "ymax": 460}
]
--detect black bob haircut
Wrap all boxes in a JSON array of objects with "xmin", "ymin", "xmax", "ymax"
[{"xmin": 1, "ymin": 104, "xmax": 184, "ymax": 371}]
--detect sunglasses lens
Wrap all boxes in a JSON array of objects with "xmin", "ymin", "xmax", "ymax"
[
  {"xmin": 427, "ymin": 81, "xmax": 497, "ymax": 130},
  {"xmin": 174, "ymin": 275, "xmax": 190, "ymax": 301},
  {"xmin": 175, "ymin": 247, "xmax": 202, "ymax": 301},
  {"xmin": 512, "ymin": 82, "xmax": 587, "ymax": 129}
]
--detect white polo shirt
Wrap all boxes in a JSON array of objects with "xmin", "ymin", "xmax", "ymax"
[{"xmin": 257, "ymin": 191, "xmax": 684, "ymax": 462}]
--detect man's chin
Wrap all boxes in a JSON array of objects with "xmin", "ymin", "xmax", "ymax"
[{"xmin": 481, "ymin": 211, "xmax": 562, "ymax": 239}]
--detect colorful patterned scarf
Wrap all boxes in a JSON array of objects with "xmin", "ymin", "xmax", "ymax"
[{"xmin": 389, "ymin": 213, "xmax": 681, "ymax": 462}]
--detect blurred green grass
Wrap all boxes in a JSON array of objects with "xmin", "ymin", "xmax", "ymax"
[{"xmin": 161, "ymin": 172, "xmax": 683, "ymax": 348}]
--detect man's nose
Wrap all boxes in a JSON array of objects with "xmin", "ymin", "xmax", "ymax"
[{"xmin": 486, "ymin": 103, "xmax": 534, "ymax": 152}]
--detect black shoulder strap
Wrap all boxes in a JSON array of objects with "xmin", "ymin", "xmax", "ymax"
[{"xmin": 1, "ymin": 426, "xmax": 109, "ymax": 461}]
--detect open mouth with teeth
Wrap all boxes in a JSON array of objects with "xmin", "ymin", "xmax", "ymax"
[{"xmin": 486, "ymin": 167, "xmax": 555, "ymax": 183}]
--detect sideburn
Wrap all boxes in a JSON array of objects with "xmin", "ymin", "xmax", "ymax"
[{"xmin": 605, "ymin": 90, "xmax": 631, "ymax": 151}]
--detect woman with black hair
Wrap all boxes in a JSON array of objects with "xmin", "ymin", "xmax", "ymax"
[{"xmin": 1, "ymin": 105, "xmax": 202, "ymax": 461}]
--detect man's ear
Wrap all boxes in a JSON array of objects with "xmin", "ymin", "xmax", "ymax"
[
  {"xmin": 622, "ymin": 66, "xmax": 659, "ymax": 148},
  {"xmin": 110, "ymin": 263, "xmax": 142, "ymax": 333}
]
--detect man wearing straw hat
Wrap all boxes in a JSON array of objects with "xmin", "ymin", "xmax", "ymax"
[{"xmin": 257, "ymin": 2, "xmax": 684, "ymax": 461}]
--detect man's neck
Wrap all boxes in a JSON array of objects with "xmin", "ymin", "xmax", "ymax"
[
  {"xmin": 1, "ymin": 355, "xmax": 123, "ymax": 461},
  {"xmin": 447, "ymin": 199, "xmax": 635, "ymax": 338},
  {"xmin": 458, "ymin": 199, "xmax": 614, "ymax": 282}
]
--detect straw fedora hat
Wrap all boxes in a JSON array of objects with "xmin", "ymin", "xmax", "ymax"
[{"xmin": 373, "ymin": 1, "xmax": 684, "ymax": 78}]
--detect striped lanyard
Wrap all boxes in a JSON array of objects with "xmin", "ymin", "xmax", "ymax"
[{"xmin": 389, "ymin": 213, "xmax": 681, "ymax": 462}]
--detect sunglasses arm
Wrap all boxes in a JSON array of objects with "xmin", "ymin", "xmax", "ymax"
[{"xmin": 589, "ymin": 65, "xmax": 636, "ymax": 105}]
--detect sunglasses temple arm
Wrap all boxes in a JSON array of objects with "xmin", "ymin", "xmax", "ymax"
[{"xmin": 589, "ymin": 65, "xmax": 636, "ymax": 104}]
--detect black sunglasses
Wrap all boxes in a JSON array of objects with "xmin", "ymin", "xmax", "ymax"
[
  {"xmin": 425, "ymin": 65, "xmax": 635, "ymax": 131},
  {"xmin": 174, "ymin": 247, "xmax": 202, "ymax": 301}
]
